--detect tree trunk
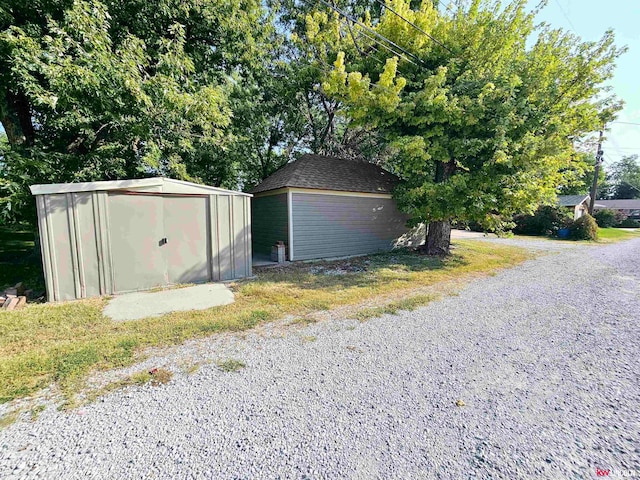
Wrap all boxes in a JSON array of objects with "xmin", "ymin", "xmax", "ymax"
[
  {"xmin": 1, "ymin": 89, "xmax": 35, "ymax": 146},
  {"xmin": 425, "ymin": 220, "xmax": 452, "ymax": 255},
  {"xmin": 423, "ymin": 159, "xmax": 456, "ymax": 255}
]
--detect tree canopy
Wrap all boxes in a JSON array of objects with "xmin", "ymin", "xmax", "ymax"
[
  {"xmin": 0, "ymin": 0, "xmax": 268, "ymax": 222},
  {"xmin": 606, "ymin": 155, "xmax": 640, "ymax": 199},
  {"xmin": 0, "ymin": 0, "xmax": 627, "ymax": 241},
  {"xmin": 318, "ymin": 0, "xmax": 624, "ymax": 252}
]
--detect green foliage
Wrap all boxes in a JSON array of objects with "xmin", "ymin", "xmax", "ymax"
[
  {"xmin": 607, "ymin": 155, "xmax": 640, "ymax": 199},
  {"xmin": 617, "ymin": 218, "xmax": 640, "ymax": 228},
  {"xmin": 216, "ymin": 359, "xmax": 246, "ymax": 373},
  {"xmin": 316, "ymin": 0, "xmax": 625, "ymax": 240},
  {"xmin": 558, "ymin": 153, "xmax": 608, "ymax": 198},
  {"xmin": 0, "ymin": 0, "xmax": 269, "ymax": 224},
  {"xmin": 0, "ymin": 226, "xmax": 44, "ymax": 292},
  {"xmin": 0, "ymin": 0, "xmax": 628, "ymax": 233},
  {"xmin": 513, "ymin": 205, "xmax": 572, "ymax": 236},
  {"xmin": 593, "ymin": 208, "xmax": 619, "ymax": 228},
  {"xmin": 569, "ymin": 214, "xmax": 598, "ymax": 240}
]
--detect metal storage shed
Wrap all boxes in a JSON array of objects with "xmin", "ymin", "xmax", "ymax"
[
  {"xmin": 30, "ymin": 178, "xmax": 252, "ymax": 302},
  {"xmin": 250, "ymin": 155, "xmax": 423, "ymax": 261}
]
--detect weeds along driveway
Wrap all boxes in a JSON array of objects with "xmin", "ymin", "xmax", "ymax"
[
  {"xmin": 0, "ymin": 241, "xmax": 528, "ymax": 405},
  {"xmin": 1, "ymin": 237, "xmax": 639, "ymax": 479}
]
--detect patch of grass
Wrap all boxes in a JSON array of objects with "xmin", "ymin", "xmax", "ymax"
[
  {"xmin": 0, "ymin": 410, "xmax": 20, "ymax": 429},
  {"xmin": 354, "ymin": 294, "xmax": 439, "ymax": 321},
  {"xmin": 0, "ymin": 226, "xmax": 45, "ymax": 292},
  {"xmin": 301, "ymin": 335, "xmax": 317, "ymax": 343},
  {"xmin": 76, "ymin": 368, "xmax": 172, "ymax": 408},
  {"xmin": 29, "ymin": 404, "xmax": 46, "ymax": 421},
  {"xmin": 515, "ymin": 227, "xmax": 640, "ymax": 244},
  {"xmin": 300, "ymin": 299, "xmax": 331, "ymax": 310},
  {"xmin": 597, "ymin": 227, "xmax": 640, "ymax": 243},
  {"xmin": 288, "ymin": 316, "xmax": 318, "ymax": 326},
  {"xmin": 147, "ymin": 368, "xmax": 173, "ymax": 386},
  {"xmin": 0, "ymin": 240, "xmax": 529, "ymax": 404},
  {"xmin": 216, "ymin": 359, "xmax": 246, "ymax": 373}
]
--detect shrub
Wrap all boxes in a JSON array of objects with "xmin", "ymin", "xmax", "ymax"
[
  {"xmin": 450, "ymin": 220, "xmax": 486, "ymax": 232},
  {"xmin": 513, "ymin": 206, "xmax": 572, "ymax": 236},
  {"xmin": 618, "ymin": 218, "xmax": 640, "ymax": 228},
  {"xmin": 569, "ymin": 214, "xmax": 598, "ymax": 240},
  {"xmin": 593, "ymin": 209, "xmax": 618, "ymax": 228}
]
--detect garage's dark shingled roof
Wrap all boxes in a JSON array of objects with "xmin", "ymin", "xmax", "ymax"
[{"xmin": 249, "ymin": 154, "xmax": 399, "ymax": 194}]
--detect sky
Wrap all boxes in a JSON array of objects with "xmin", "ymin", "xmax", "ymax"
[{"xmin": 525, "ymin": 0, "xmax": 640, "ymax": 167}]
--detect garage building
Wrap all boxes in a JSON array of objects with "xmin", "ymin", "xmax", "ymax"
[{"xmin": 250, "ymin": 154, "xmax": 422, "ymax": 261}]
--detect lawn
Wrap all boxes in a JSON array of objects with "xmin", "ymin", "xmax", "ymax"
[
  {"xmin": 597, "ymin": 227, "xmax": 640, "ymax": 242},
  {"xmin": 0, "ymin": 239, "xmax": 530, "ymax": 406},
  {"xmin": 513, "ymin": 227, "xmax": 640, "ymax": 244},
  {"xmin": 0, "ymin": 226, "xmax": 45, "ymax": 293}
]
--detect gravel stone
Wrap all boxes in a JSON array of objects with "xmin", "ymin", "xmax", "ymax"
[{"xmin": 1, "ymin": 237, "xmax": 639, "ymax": 479}]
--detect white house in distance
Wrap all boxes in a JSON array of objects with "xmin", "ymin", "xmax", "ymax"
[
  {"xmin": 557, "ymin": 194, "xmax": 591, "ymax": 220},
  {"xmin": 594, "ymin": 199, "xmax": 640, "ymax": 220}
]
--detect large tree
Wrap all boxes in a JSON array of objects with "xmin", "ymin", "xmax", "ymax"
[
  {"xmin": 0, "ymin": 0, "xmax": 268, "ymax": 224},
  {"xmin": 606, "ymin": 155, "xmax": 640, "ymax": 199},
  {"xmin": 316, "ymin": 0, "xmax": 625, "ymax": 253}
]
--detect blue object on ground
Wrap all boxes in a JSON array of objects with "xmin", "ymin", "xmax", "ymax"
[{"xmin": 557, "ymin": 228, "xmax": 570, "ymax": 239}]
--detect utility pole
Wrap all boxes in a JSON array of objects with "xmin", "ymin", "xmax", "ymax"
[{"xmin": 588, "ymin": 128, "xmax": 605, "ymax": 215}]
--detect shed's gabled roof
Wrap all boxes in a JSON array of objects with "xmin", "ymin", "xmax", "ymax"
[
  {"xmin": 30, "ymin": 177, "xmax": 251, "ymax": 197},
  {"xmin": 557, "ymin": 194, "xmax": 590, "ymax": 207},
  {"xmin": 249, "ymin": 154, "xmax": 399, "ymax": 195}
]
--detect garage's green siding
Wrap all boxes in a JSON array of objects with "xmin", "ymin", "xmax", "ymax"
[
  {"xmin": 251, "ymin": 193, "xmax": 289, "ymax": 255},
  {"xmin": 291, "ymin": 193, "xmax": 410, "ymax": 260}
]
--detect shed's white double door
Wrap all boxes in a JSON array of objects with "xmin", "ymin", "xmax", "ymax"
[{"xmin": 108, "ymin": 193, "xmax": 210, "ymax": 293}]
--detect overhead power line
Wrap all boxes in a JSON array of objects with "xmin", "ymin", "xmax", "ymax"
[
  {"xmin": 347, "ymin": 20, "xmax": 419, "ymax": 66},
  {"xmin": 313, "ymin": 0, "xmax": 426, "ymax": 66},
  {"xmin": 611, "ymin": 121, "xmax": 640, "ymax": 126},
  {"xmin": 371, "ymin": 0, "xmax": 454, "ymax": 54},
  {"xmin": 336, "ymin": 16, "xmax": 416, "ymax": 66},
  {"xmin": 300, "ymin": 0, "xmax": 418, "ymax": 67},
  {"xmin": 553, "ymin": 0, "xmax": 578, "ymax": 34},
  {"xmin": 607, "ymin": 146, "xmax": 640, "ymax": 150}
]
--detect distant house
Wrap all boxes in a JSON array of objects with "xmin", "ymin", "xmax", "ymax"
[
  {"xmin": 594, "ymin": 199, "xmax": 640, "ymax": 220},
  {"xmin": 249, "ymin": 154, "xmax": 423, "ymax": 261},
  {"xmin": 557, "ymin": 194, "xmax": 591, "ymax": 220}
]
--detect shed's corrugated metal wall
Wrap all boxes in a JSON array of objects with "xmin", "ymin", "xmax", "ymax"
[
  {"xmin": 251, "ymin": 193, "xmax": 288, "ymax": 255},
  {"xmin": 35, "ymin": 190, "xmax": 251, "ymax": 302},
  {"xmin": 291, "ymin": 193, "xmax": 410, "ymax": 260}
]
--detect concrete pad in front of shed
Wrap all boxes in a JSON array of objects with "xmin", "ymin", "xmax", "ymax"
[{"xmin": 103, "ymin": 283, "xmax": 234, "ymax": 321}]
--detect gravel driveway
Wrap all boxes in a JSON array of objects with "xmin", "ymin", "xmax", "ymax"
[{"xmin": 2, "ymin": 237, "xmax": 639, "ymax": 479}]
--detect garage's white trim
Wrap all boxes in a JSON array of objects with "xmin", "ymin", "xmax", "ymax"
[
  {"xmin": 289, "ymin": 187, "xmax": 392, "ymax": 199},
  {"xmin": 288, "ymin": 190, "xmax": 294, "ymax": 261},
  {"xmin": 252, "ymin": 188, "xmax": 290, "ymax": 198},
  {"xmin": 254, "ymin": 187, "xmax": 392, "ymax": 199}
]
